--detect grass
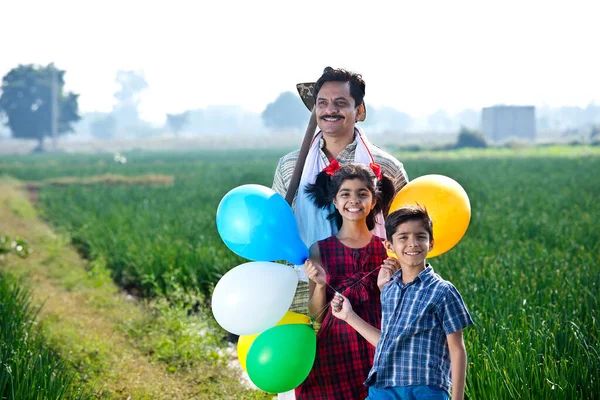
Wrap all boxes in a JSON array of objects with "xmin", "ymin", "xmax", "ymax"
[
  {"xmin": 0, "ymin": 179, "xmax": 272, "ymax": 399},
  {"xmin": 401, "ymin": 155, "xmax": 600, "ymax": 398},
  {"xmin": 24, "ymin": 173, "xmax": 175, "ymax": 187},
  {"xmin": 394, "ymin": 143, "xmax": 600, "ymax": 160},
  {"xmin": 0, "ymin": 145, "xmax": 598, "ymax": 398},
  {"xmin": 0, "ymin": 271, "xmax": 95, "ymax": 400}
]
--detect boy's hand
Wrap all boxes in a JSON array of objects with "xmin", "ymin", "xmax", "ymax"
[
  {"xmin": 378, "ymin": 257, "xmax": 400, "ymax": 289},
  {"xmin": 305, "ymin": 259, "xmax": 326, "ymax": 286},
  {"xmin": 331, "ymin": 293, "xmax": 353, "ymax": 321}
]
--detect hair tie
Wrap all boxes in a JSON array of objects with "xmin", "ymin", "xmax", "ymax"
[
  {"xmin": 323, "ymin": 159, "xmax": 342, "ymax": 176},
  {"xmin": 369, "ymin": 163, "xmax": 382, "ymax": 180}
]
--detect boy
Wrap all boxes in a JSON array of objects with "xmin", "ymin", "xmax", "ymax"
[{"xmin": 331, "ymin": 205, "xmax": 473, "ymax": 399}]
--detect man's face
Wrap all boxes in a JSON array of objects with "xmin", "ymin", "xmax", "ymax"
[{"xmin": 315, "ymin": 81, "xmax": 359, "ymax": 138}]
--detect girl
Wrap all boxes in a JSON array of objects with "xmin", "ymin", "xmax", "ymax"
[{"xmin": 296, "ymin": 162, "xmax": 395, "ymax": 400}]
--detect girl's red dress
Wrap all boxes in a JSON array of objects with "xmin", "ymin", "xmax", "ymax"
[{"xmin": 296, "ymin": 235, "xmax": 385, "ymax": 400}]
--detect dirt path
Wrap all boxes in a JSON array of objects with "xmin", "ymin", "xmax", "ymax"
[{"xmin": 0, "ymin": 178, "xmax": 268, "ymax": 400}]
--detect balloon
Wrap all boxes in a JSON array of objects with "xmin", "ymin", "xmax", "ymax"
[
  {"xmin": 216, "ymin": 184, "xmax": 309, "ymax": 265},
  {"xmin": 277, "ymin": 311, "xmax": 312, "ymax": 326},
  {"xmin": 211, "ymin": 262, "xmax": 298, "ymax": 335},
  {"xmin": 246, "ymin": 324, "xmax": 316, "ymax": 393},
  {"xmin": 237, "ymin": 311, "xmax": 311, "ymax": 371},
  {"xmin": 388, "ymin": 174, "xmax": 471, "ymax": 258},
  {"xmin": 237, "ymin": 334, "xmax": 258, "ymax": 373}
]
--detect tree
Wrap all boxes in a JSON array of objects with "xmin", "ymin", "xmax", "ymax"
[
  {"xmin": 90, "ymin": 114, "xmax": 117, "ymax": 139},
  {"xmin": 261, "ymin": 91, "xmax": 307, "ymax": 131},
  {"xmin": 112, "ymin": 70, "xmax": 148, "ymax": 135},
  {"xmin": 0, "ymin": 64, "xmax": 80, "ymax": 150},
  {"xmin": 166, "ymin": 111, "xmax": 189, "ymax": 136},
  {"xmin": 590, "ymin": 124, "xmax": 600, "ymax": 142},
  {"xmin": 455, "ymin": 126, "xmax": 487, "ymax": 149}
]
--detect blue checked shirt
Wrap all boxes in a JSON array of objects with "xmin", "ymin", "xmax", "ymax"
[{"xmin": 364, "ymin": 265, "xmax": 473, "ymax": 393}]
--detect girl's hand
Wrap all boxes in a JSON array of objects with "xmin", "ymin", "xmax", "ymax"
[
  {"xmin": 378, "ymin": 257, "xmax": 400, "ymax": 289},
  {"xmin": 331, "ymin": 292, "xmax": 353, "ymax": 321},
  {"xmin": 305, "ymin": 259, "xmax": 327, "ymax": 286}
]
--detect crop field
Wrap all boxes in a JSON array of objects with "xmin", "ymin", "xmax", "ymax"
[
  {"xmin": 0, "ymin": 271, "xmax": 95, "ymax": 400},
  {"xmin": 0, "ymin": 146, "xmax": 598, "ymax": 399}
]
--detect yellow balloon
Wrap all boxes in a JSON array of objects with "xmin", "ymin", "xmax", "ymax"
[
  {"xmin": 237, "ymin": 333, "xmax": 258, "ymax": 371},
  {"xmin": 388, "ymin": 174, "xmax": 471, "ymax": 258},
  {"xmin": 277, "ymin": 311, "xmax": 312, "ymax": 325},
  {"xmin": 237, "ymin": 311, "xmax": 311, "ymax": 371}
]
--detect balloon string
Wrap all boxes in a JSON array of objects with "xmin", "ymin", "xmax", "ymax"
[{"xmin": 310, "ymin": 265, "xmax": 382, "ymax": 322}]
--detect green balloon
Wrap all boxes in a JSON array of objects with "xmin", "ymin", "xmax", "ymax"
[{"xmin": 246, "ymin": 323, "xmax": 316, "ymax": 393}]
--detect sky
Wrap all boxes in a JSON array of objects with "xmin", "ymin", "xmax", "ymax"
[{"xmin": 1, "ymin": 0, "xmax": 598, "ymax": 123}]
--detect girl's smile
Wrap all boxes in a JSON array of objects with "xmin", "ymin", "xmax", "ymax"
[{"xmin": 333, "ymin": 178, "xmax": 376, "ymax": 221}]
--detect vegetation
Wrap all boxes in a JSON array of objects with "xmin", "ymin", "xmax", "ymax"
[
  {"xmin": 261, "ymin": 91, "xmax": 307, "ymax": 131},
  {"xmin": 166, "ymin": 112, "xmax": 190, "ymax": 136},
  {"xmin": 590, "ymin": 125, "xmax": 600, "ymax": 146},
  {"xmin": 0, "ymin": 271, "xmax": 94, "ymax": 400},
  {"xmin": 455, "ymin": 126, "xmax": 487, "ymax": 149},
  {"xmin": 0, "ymin": 178, "xmax": 270, "ymax": 399},
  {"xmin": 90, "ymin": 114, "xmax": 117, "ymax": 140},
  {"xmin": 0, "ymin": 235, "xmax": 31, "ymax": 258},
  {"xmin": 0, "ymin": 64, "xmax": 80, "ymax": 150},
  {"xmin": 0, "ymin": 147, "xmax": 598, "ymax": 398}
]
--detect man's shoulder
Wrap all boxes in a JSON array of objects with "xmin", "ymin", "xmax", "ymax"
[
  {"xmin": 277, "ymin": 149, "xmax": 301, "ymax": 167},
  {"xmin": 368, "ymin": 144, "xmax": 404, "ymax": 170},
  {"xmin": 274, "ymin": 150, "xmax": 301, "ymax": 176}
]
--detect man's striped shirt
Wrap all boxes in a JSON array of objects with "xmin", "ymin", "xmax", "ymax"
[{"xmin": 272, "ymin": 134, "xmax": 409, "ymax": 208}]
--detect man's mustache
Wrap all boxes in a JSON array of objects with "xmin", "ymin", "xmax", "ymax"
[{"xmin": 320, "ymin": 114, "xmax": 345, "ymax": 120}]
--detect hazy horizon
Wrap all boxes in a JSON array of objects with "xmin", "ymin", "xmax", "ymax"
[{"xmin": 2, "ymin": 0, "xmax": 599, "ymax": 124}]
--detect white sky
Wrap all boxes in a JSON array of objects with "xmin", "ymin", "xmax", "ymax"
[{"xmin": 2, "ymin": 0, "xmax": 598, "ymax": 123}]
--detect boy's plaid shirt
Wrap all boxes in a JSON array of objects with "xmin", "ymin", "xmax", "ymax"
[{"xmin": 365, "ymin": 265, "xmax": 473, "ymax": 394}]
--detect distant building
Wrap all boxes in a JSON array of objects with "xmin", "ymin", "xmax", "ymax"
[{"xmin": 481, "ymin": 106, "xmax": 536, "ymax": 141}]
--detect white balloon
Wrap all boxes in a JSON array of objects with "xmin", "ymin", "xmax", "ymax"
[{"xmin": 211, "ymin": 262, "xmax": 298, "ymax": 336}]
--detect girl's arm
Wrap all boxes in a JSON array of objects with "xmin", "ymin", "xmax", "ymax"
[
  {"xmin": 447, "ymin": 329, "xmax": 467, "ymax": 400},
  {"xmin": 331, "ymin": 293, "xmax": 381, "ymax": 347},
  {"xmin": 306, "ymin": 244, "xmax": 327, "ymax": 323}
]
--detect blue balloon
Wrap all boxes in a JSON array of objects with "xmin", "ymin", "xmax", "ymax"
[{"xmin": 216, "ymin": 184, "xmax": 309, "ymax": 265}]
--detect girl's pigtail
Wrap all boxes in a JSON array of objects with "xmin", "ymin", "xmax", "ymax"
[
  {"xmin": 376, "ymin": 174, "xmax": 396, "ymax": 216},
  {"xmin": 305, "ymin": 170, "xmax": 333, "ymax": 209}
]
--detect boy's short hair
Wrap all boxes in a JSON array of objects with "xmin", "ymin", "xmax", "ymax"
[{"xmin": 385, "ymin": 205, "xmax": 434, "ymax": 242}]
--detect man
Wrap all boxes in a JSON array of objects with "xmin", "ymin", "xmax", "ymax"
[
  {"xmin": 273, "ymin": 67, "xmax": 408, "ymax": 256},
  {"xmin": 271, "ymin": 68, "xmax": 409, "ymax": 399}
]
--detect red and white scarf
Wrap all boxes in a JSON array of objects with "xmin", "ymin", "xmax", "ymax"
[{"xmin": 294, "ymin": 127, "xmax": 386, "ymax": 281}]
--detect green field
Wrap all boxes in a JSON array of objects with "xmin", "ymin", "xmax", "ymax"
[
  {"xmin": 1, "ymin": 146, "xmax": 598, "ymax": 399},
  {"xmin": 0, "ymin": 271, "xmax": 94, "ymax": 399}
]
